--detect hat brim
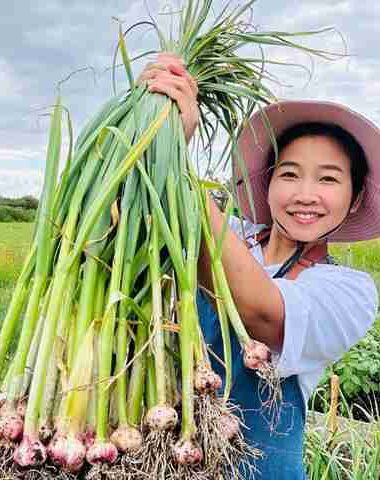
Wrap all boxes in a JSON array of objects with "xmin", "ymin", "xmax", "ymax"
[{"xmin": 236, "ymin": 100, "xmax": 380, "ymax": 242}]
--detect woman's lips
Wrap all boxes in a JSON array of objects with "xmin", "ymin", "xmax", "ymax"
[{"xmin": 287, "ymin": 211, "xmax": 324, "ymax": 225}]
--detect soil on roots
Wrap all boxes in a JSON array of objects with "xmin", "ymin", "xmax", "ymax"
[
  {"xmin": 0, "ymin": 445, "xmax": 143, "ymax": 480},
  {"xmin": 0, "ymin": 444, "xmax": 75, "ymax": 479},
  {"xmin": 194, "ymin": 395, "xmax": 262, "ymax": 479},
  {"xmin": 85, "ymin": 452, "xmax": 143, "ymax": 480},
  {"xmin": 136, "ymin": 429, "xmax": 210, "ymax": 480},
  {"xmin": 138, "ymin": 430, "xmax": 176, "ymax": 479}
]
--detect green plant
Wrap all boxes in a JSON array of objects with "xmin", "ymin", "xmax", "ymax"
[
  {"xmin": 0, "ymin": 196, "xmax": 39, "ymax": 210},
  {"xmin": 0, "ymin": 206, "xmax": 36, "ymax": 223},
  {"xmin": 314, "ymin": 322, "xmax": 380, "ymax": 419}
]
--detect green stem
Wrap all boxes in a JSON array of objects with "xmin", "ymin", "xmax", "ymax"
[
  {"xmin": 88, "ymin": 271, "xmax": 108, "ymax": 431},
  {"xmin": 149, "ymin": 215, "xmax": 167, "ymax": 406},
  {"xmin": 72, "ymin": 258, "xmax": 99, "ymax": 358},
  {"xmin": 198, "ymin": 185, "xmax": 250, "ymax": 346},
  {"xmin": 116, "ymin": 202, "xmax": 142, "ymax": 426},
  {"xmin": 126, "ymin": 301, "xmax": 150, "ymax": 427},
  {"xmin": 136, "ymin": 160, "xmax": 188, "ymax": 290},
  {"xmin": 57, "ymin": 261, "xmax": 80, "ymax": 374},
  {"xmin": 38, "ymin": 351, "xmax": 59, "ymax": 433},
  {"xmin": 211, "ymin": 269, "xmax": 232, "ymax": 401},
  {"xmin": 95, "ymin": 179, "xmax": 136, "ymax": 439},
  {"xmin": 212, "ymin": 258, "xmax": 250, "ymax": 345},
  {"xmin": 145, "ymin": 351, "xmax": 157, "ymax": 410},
  {"xmin": 7, "ymin": 99, "xmax": 62, "ymax": 403},
  {"xmin": 179, "ymin": 290, "xmax": 196, "ymax": 440},
  {"xmin": 20, "ymin": 283, "xmax": 53, "ymax": 397},
  {"xmin": 24, "ymin": 262, "xmax": 72, "ymax": 433}
]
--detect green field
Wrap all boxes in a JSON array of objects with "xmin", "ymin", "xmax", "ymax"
[
  {"xmin": 330, "ymin": 241, "xmax": 380, "ymax": 289},
  {"xmin": 0, "ymin": 223, "xmax": 34, "ymax": 322},
  {"xmin": 1, "ymin": 222, "xmax": 380, "ymax": 324}
]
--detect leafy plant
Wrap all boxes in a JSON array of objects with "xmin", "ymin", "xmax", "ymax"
[
  {"xmin": 0, "ymin": 206, "xmax": 36, "ymax": 223},
  {"xmin": 313, "ymin": 321, "xmax": 380, "ymax": 418}
]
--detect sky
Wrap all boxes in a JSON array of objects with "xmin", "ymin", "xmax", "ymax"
[{"xmin": 1, "ymin": 0, "xmax": 379, "ymax": 198}]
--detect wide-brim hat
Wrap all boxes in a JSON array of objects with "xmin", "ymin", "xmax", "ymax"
[{"xmin": 235, "ymin": 100, "xmax": 380, "ymax": 242}]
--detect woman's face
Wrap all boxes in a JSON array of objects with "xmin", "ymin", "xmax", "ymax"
[{"xmin": 267, "ymin": 135, "xmax": 355, "ymax": 243}]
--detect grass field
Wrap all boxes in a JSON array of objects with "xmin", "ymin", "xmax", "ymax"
[
  {"xmin": 0, "ymin": 223, "xmax": 34, "ymax": 322},
  {"xmin": 330, "ymin": 241, "xmax": 380, "ymax": 288},
  {"xmin": 0, "ymin": 222, "xmax": 380, "ymax": 324}
]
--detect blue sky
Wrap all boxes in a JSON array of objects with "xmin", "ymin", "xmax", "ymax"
[{"xmin": 1, "ymin": 0, "xmax": 379, "ymax": 197}]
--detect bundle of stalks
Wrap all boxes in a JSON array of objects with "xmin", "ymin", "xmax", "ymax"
[{"xmin": 0, "ymin": 1, "xmax": 340, "ymax": 478}]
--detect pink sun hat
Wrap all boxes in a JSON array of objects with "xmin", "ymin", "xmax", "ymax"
[{"xmin": 235, "ymin": 100, "xmax": 380, "ymax": 243}]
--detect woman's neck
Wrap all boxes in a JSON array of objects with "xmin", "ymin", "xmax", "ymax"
[{"xmin": 262, "ymin": 226, "xmax": 319, "ymax": 266}]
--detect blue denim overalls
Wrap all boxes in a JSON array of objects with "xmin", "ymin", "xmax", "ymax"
[
  {"xmin": 197, "ymin": 229, "xmax": 328, "ymax": 478},
  {"xmin": 197, "ymin": 290, "xmax": 308, "ymax": 479}
]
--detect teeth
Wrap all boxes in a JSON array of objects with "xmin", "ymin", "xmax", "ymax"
[{"xmin": 293, "ymin": 213, "xmax": 318, "ymax": 219}]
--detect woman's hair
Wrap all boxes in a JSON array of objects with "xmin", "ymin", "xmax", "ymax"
[{"xmin": 267, "ymin": 122, "xmax": 369, "ymax": 203}]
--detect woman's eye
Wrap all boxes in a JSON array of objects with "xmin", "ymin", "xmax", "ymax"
[
  {"xmin": 321, "ymin": 176, "xmax": 338, "ymax": 183},
  {"xmin": 280, "ymin": 171, "xmax": 297, "ymax": 178}
]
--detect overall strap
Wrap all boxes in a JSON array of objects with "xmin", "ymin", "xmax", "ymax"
[
  {"xmin": 246, "ymin": 228, "xmax": 328, "ymax": 280},
  {"xmin": 285, "ymin": 242, "xmax": 328, "ymax": 280}
]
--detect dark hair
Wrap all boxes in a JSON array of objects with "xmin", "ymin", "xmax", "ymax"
[{"xmin": 267, "ymin": 122, "xmax": 369, "ymax": 203}]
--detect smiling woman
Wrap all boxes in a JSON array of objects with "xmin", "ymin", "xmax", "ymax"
[{"xmin": 265, "ymin": 122, "xmax": 368, "ymax": 247}]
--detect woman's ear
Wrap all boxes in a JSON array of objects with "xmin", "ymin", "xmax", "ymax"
[{"xmin": 350, "ymin": 188, "xmax": 365, "ymax": 214}]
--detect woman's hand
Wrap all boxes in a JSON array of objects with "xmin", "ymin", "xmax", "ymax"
[{"xmin": 138, "ymin": 53, "xmax": 199, "ymax": 143}]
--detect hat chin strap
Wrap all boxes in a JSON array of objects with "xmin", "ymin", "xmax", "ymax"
[
  {"xmin": 273, "ymin": 217, "xmax": 305, "ymax": 245},
  {"xmin": 270, "ymin": 218, "xmax": 305, "ymax": 278},
  {"xmin": 316, "ymin": 198, "xmax": 357, "ymax": 241}
]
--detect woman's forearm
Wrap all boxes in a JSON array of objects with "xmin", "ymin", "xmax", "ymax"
[{"xmin": 198, "ymin": 197, "xmax": 284, "ymax": 351}]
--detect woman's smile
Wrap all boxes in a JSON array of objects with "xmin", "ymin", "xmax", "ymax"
[{"xmin": 287, "ymin": 210, "xmax": 325, "ymax": 225}]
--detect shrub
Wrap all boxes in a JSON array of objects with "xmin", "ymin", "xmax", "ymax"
[
  {"xmin": 312, "ymin": 320, "xmax": 380, "ymax": 419},
  {"xmin": 0, "ymin": 206, "xmax": 36, "ymax": 222},
  {"xmin": 0, "ymin": 195, "xmax": 39, "ymax": 210}
]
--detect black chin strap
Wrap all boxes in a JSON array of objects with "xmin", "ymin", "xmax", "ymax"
[
  {"xmin": 315, "ymin": 201, "xmax": 354, "ymax": 241},
  {"xmin": 270, "ymin": 218, "xmax": 306, "ymax": 279}
]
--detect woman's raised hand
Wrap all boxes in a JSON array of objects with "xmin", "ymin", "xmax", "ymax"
[{"xmin": 138, "ymin": 53, "xmax": 199, "ymax": 143}]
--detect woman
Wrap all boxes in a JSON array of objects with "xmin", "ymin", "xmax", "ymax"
[{"xmin": 140, "ymin": 54, "xmax": 379, "ymax": 478}]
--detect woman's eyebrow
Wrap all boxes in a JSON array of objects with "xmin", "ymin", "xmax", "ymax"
[
  {"xmin": 277, "ymin": 161, "xmax": 344, "ymax": 173},
  {"xmin": 276, "ymin": 161, "xmax": 299, "ymax": 168},
  {"xmin": 319, "ymin": 164, "xmax": 344, "ymax": 173}
]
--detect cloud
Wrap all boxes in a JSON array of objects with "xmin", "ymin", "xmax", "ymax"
[
  {"xmin": 0, "ymin": 0, "xmax": 379, "ymax": 195},
  {"xmin": 0, "ymin": 58, "xmax": 24, "ymax": 100},
  {"xmin": 0, "ymin": 169, "xmax": 43, "ymax": 198}
]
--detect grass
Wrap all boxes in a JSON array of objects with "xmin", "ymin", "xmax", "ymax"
[
  {"xmin": 0, "ymin": 223, "xmax": 34, "ymax": 323},
  {"xmin": 305, "ymin": 393, "xmax": 380, "ymax": 479},
  {"xmin": 330, "ymin": 240, "xmax": 380, "ymax": 290}
]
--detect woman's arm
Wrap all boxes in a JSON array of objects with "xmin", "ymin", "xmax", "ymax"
[
  {"xmin": 199, "ymin": 199, "xmax": 284, "ymax": 351},
  {"xmin": 139, "ymin": 54, "xmax": 285, "ymax": 351}
]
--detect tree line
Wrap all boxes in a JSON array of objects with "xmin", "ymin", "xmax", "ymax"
[{"xmin": 0, "ymin": 196, "xmax": 38, "ymax": 222}]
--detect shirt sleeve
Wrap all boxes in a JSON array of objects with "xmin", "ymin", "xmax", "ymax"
[
  {"xmin": 228, "ymin": 216, "xmax": 267, "ymax": 249},
  {"xmin": 273, "ymin": 265, "xmax": 379, "ymax": 378}
]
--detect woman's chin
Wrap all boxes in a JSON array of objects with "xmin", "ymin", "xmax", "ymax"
[{"xmin": 278, "ymin": 220, "xmax": 332, "ymax": 244}]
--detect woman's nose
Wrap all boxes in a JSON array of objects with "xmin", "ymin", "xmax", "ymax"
[{"xmin": 292, "ymin": 181, "xmax": 320, "ymax": 204}]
